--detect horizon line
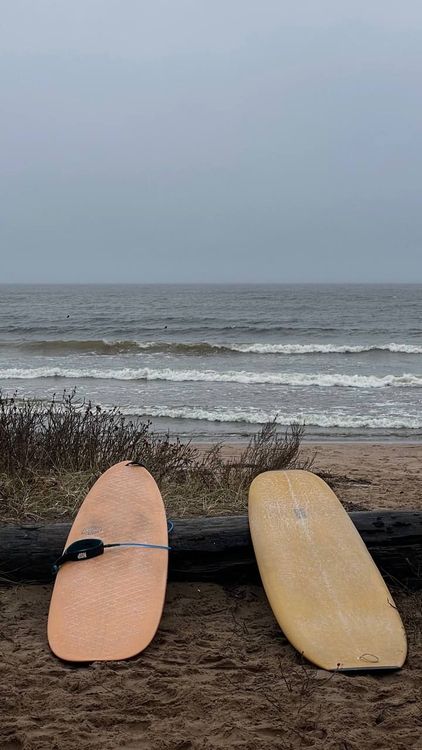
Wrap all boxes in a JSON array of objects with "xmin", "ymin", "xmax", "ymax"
[{"xmin": 1, "ymin": 281, "xmax": 422, "ymax": 286}]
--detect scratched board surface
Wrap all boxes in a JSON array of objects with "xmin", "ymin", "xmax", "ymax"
[
  {"xmin": 48, "ymin": 462, "xmax": 168, "ymax": 661},
  {"xmin": 249, "ymin": 470, "xmax": 407, "ymax": 670}
]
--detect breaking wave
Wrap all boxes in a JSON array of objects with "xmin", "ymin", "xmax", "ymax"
[
  {"xmin": 119, "ymin": 405, "xmax": 422, "ymax": 429},
  {"xmin": 1, "ymin": 339, "xmax": 422, "ymax": 356},
  {"xmin": 230, "ymin": 342, "xmax": 422, "ymax": 355},
  {"xmin": 1, "ymin": 366, "xmax": 422, "ymax": 388}
]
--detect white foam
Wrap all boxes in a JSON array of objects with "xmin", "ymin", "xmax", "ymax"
[
  {"xmin": 231, "ymin": 342, "xmax": 422, "ymax": 354},
  {"xmin": 120, "ymin": 405, "xmax": 422, "ymax": 429},
  {"xmin": 135, "ymin": 341, "xmax": 422, "ymax": 355},
  {"xmin": 2, "ymin": 366, "xmax": 422, "ymax": 388}
]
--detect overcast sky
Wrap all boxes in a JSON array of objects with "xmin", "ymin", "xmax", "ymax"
[{"xmin": 1, "ymin": 1, "xmax": 421, "ymax": 283}]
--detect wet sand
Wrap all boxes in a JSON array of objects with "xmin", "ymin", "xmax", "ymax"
[{"xmin": 0, "ymin": 442, "xmax": 421, "ymax": 749}]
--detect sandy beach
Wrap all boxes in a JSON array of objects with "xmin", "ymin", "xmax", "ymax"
[
  {"xmin": 200, "ymin": 440, "xmax": 422, "ymax": 512},
  {"xmin": 0, "ymin": 442, "xmax": 421, "ymax": 749}
]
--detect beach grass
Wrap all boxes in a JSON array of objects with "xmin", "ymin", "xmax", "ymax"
[{"xmin": 0, "ymin": 390, "xmax": 311, "ymax": 522}]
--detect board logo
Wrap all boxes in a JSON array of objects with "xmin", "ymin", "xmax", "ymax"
[
  {"xmin": 82, "ymin": 526, "xmax": 103, "ymax": 534},
  {"xmin": 358, "ymin": 653, "xmax": 379, "ymax": 663}
]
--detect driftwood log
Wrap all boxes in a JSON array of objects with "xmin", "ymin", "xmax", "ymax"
[{"xmin": 0, "ymin": 511, "xmax": 421, "ymax": 589}]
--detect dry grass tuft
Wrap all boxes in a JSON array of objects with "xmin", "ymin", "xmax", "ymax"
[
  {"xmin": 161, "ymin": 419, "xmax": 312, "ymax": 517},
  {"xmin": 0, "ymin": 391, "xmax": 309, "ymax": 522}
]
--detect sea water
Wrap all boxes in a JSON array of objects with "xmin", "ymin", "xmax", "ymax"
[{"xmin": 1, "ymin": 283, "xmax": 421, "ymax": 442}]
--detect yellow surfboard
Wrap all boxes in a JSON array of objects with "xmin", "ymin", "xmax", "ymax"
[
  {"xmin": 48, "ymin": 461, "xmax": 169, "ymax": 662},
  {"xmin": 249, "ymin": 470, "xmax": 407, "ymax": 671}
]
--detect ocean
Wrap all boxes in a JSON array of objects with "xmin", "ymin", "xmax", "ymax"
[{"xmin": 1, "ymin": 283, "xmax": 421, "ymax": 442}]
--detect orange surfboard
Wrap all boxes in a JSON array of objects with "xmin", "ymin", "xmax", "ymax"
[
  {"xmin": 48, "ymin": 461, "xmax": 169, "ymax": 662},
  {"xmin": 249, "ymin": 470, "xmax": 407, "ymax": 671}
]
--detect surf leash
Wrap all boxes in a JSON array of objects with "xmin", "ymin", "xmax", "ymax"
[{"xmin": 51, "ymin": 521, "xmax": 174, "ymax": 575}]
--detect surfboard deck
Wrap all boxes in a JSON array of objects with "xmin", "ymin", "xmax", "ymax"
[
  {"xmin": 48, "ymin": 461, "xmax": 169, "ymax": 662},
  {"xmin": 249, "ymin": 470, "xmax": 407, "ymax": 671}
]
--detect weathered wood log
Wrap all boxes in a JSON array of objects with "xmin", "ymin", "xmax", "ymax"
[{"xmin": 0, "ymin": 511, "xmax": 421, "ymax": 589}]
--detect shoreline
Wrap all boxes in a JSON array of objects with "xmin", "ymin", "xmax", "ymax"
[
  {"xmin": 193, "ymin": 439, "xmax": 422, "ymax": 447},
  {"xmin": 186, "ymin": 434, "xmax": 422, "ymax": 447}
]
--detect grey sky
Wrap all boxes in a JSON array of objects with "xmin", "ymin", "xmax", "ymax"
[{"xmin": 1, "ymin": 1, "xmax": 421, "ymax": 283}]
